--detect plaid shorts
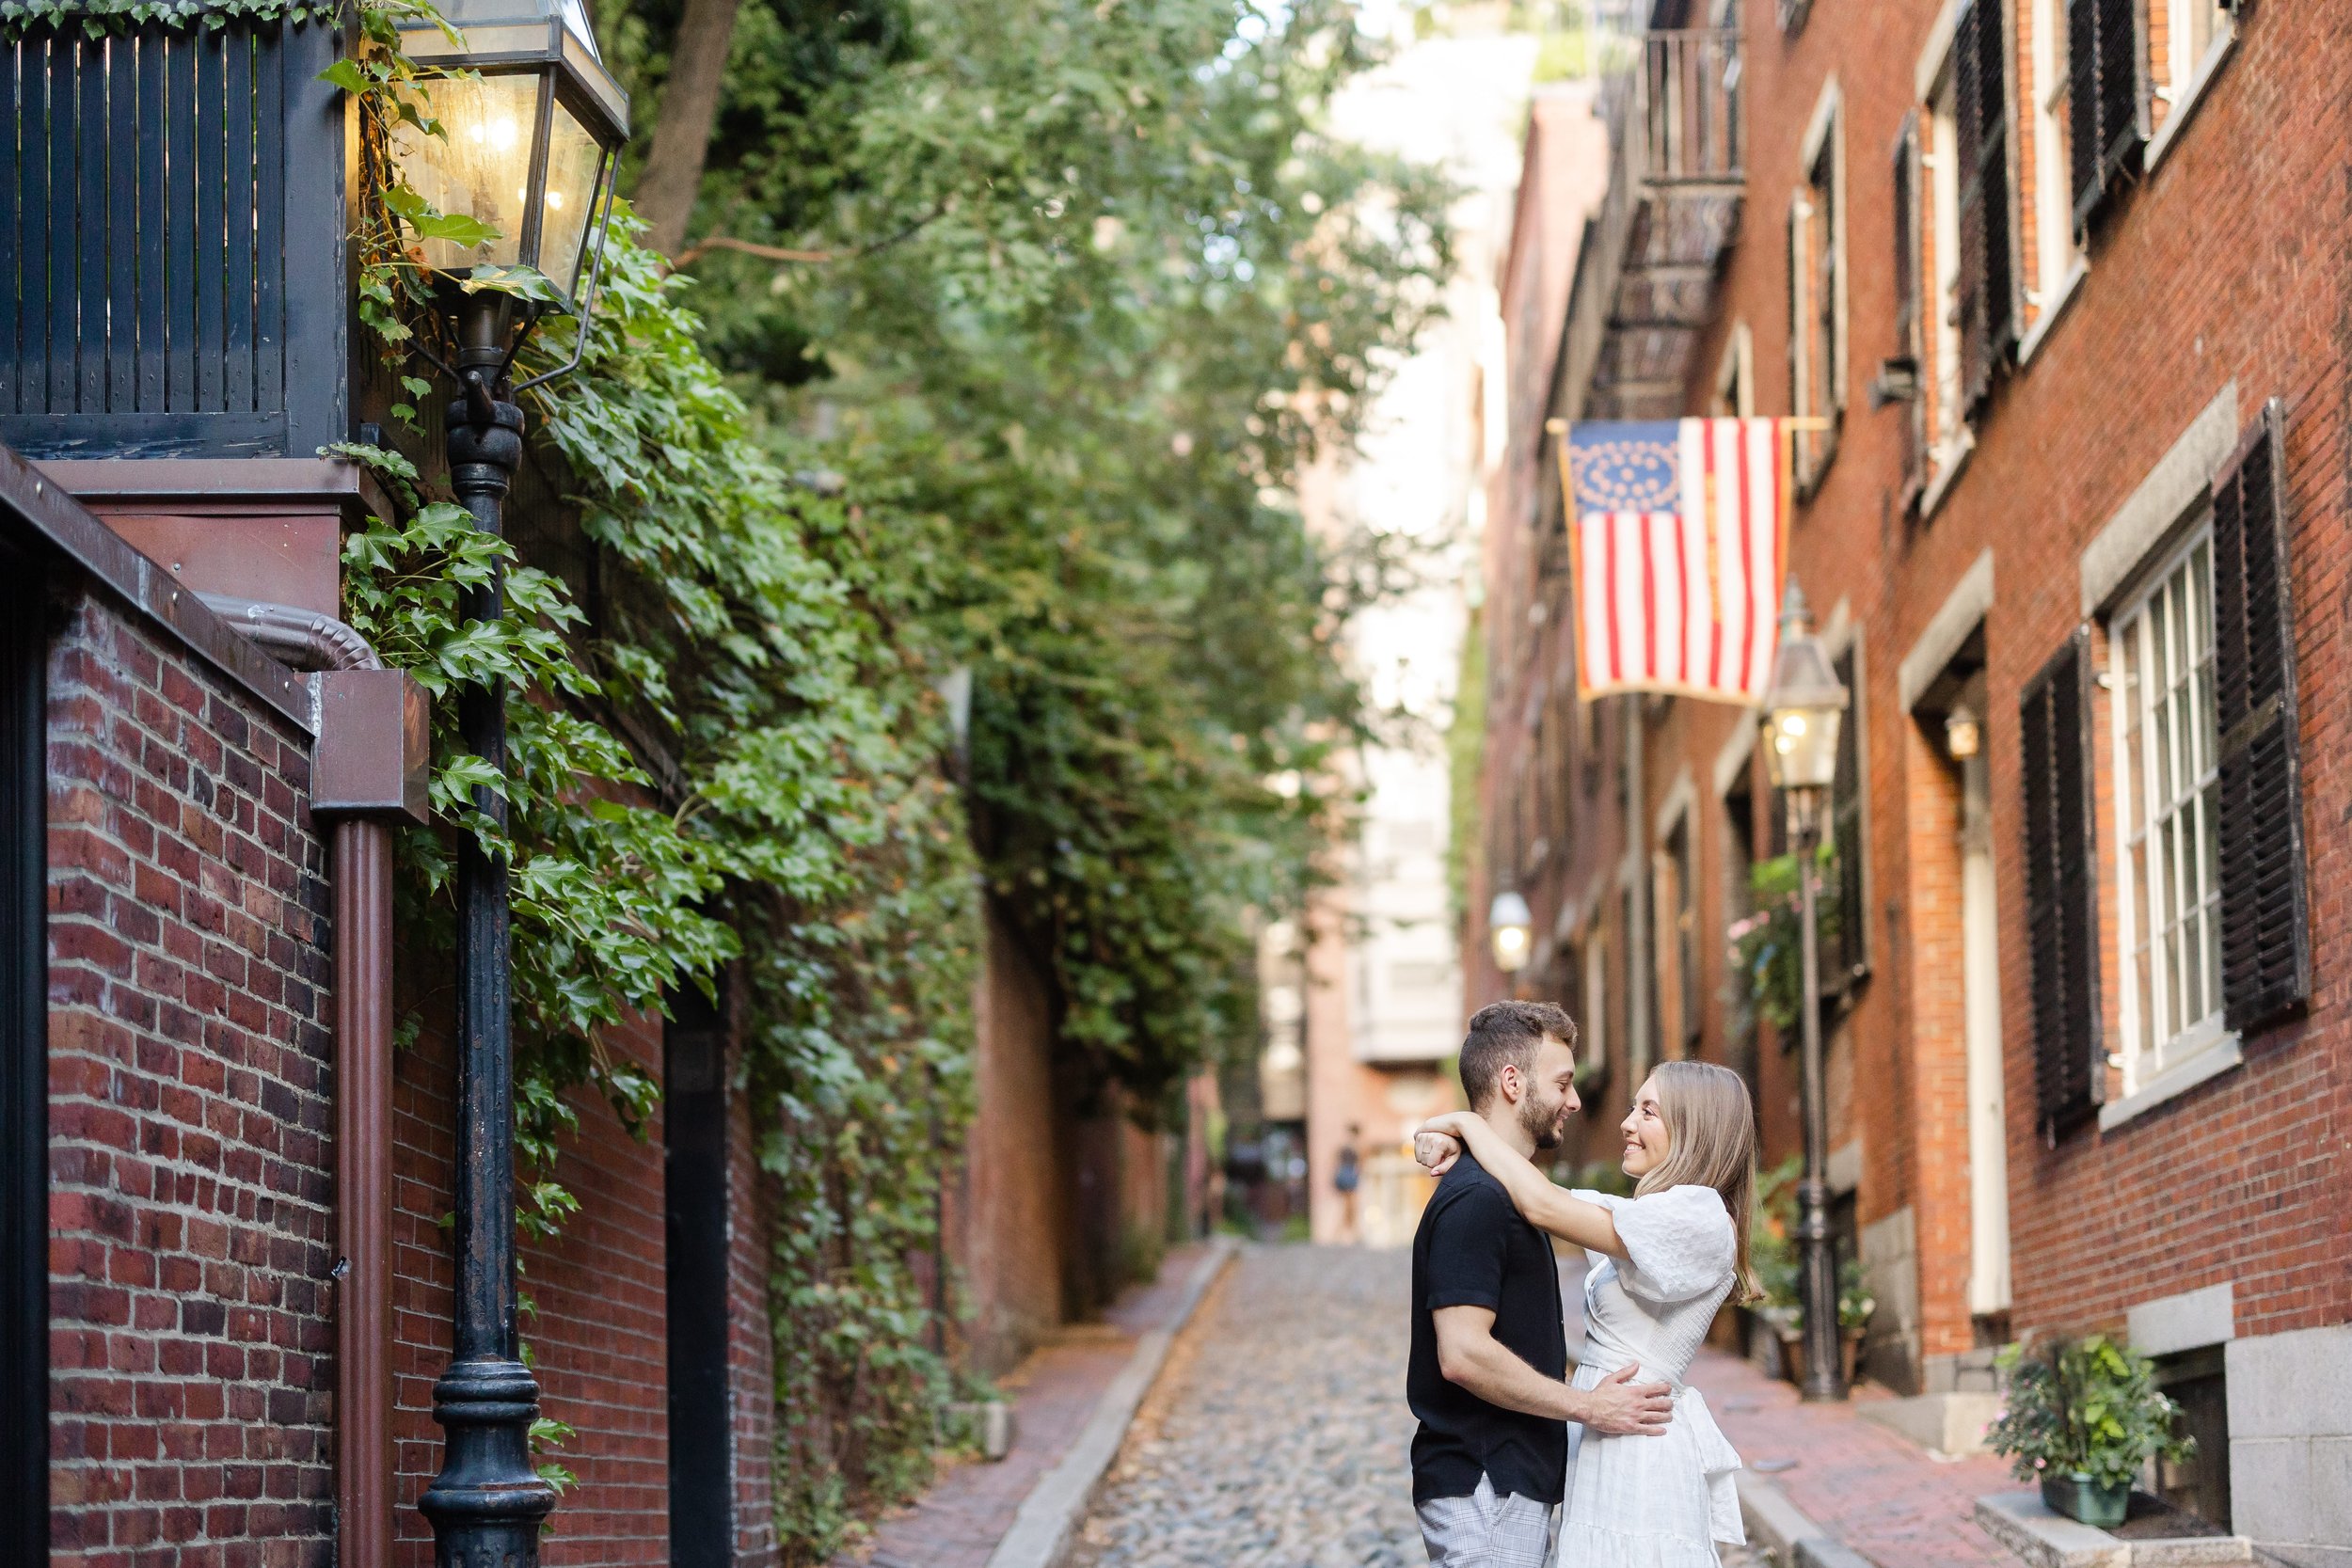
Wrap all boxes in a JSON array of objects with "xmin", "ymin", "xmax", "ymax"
[{"xmin": 1416, "ymin": 1475, "xmax": 1558, "ymax": 1568}]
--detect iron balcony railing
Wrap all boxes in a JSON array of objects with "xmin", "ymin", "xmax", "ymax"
[{"xmin": 1556, "ymin": 25, "xmax": 1744, "ymax": 425}]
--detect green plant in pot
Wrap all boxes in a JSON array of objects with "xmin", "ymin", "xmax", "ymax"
[{"xmin": 1986, "ymin": 1336, "xmax": 2190, "ymax": 1528}]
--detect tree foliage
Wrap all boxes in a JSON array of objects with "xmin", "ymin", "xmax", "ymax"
[
  {"xmin": 616, "ymin": 0, "xmax": 1454, "ymax": 1107},
  {"xmin": 338, "ymin": 0, "xmax": 1447, "ymax": 1557}
]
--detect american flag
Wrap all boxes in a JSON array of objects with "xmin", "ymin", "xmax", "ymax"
[{"xmin": 1559, "ymin": 419, "xmax": 1786, "ymax": 705}]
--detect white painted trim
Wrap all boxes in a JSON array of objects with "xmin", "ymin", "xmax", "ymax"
[
  {"xmin": 1713, "ymin": 321, "xmax": 1756, "ymax": 418},
  {"xmin": 1919, "ymin": 429, "xmax": 1975, "ymax": 521},
  {"xmin": 2097, "ymin": 1033, "xmax": 2244, "ymax": 1131},
  {"xmin": 1915, "ymin": 0, "xmax": 1961, "ymax": 102},
  {"xmin": 1821, "ymin": 594, "xmax": 1855, "ymax": 657},
  {"xmin": 2017, "ymin": 253, "xmax": 2088, "ymax": 366},
  {"xmin": 1655, "ymin": 764, "xmax": 1697, "ymax": 843},
  {"xmin": 1713, "ymin": 719, "xmax": 1756, "ymax": 800},
  {"xmin": 1800, "ymin": 76, "xmax": 1842, "ymax": 168},
  {"xmin": 2145, "ymin": 21, "xmax": 2238, "ymax": 172},
  {"xmin": 1898, "ymin": 548, "xmax": 1995, "ymax": 712},
  {"xmin": 2127, "ymin": 1282, "xmax": 2234, "ymax": 1357},
  {"xmin": 2078, "ymin": 382, "xmax": 2239, "ymax": 616}
]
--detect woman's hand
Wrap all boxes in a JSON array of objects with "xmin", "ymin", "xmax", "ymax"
[{"xmin": 1412, "ymin": 1112, "xmax": 1477, "ymax": 1175}]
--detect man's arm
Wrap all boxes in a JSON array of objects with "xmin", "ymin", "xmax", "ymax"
[{"xmin": 1431, "ymin": 1307, "xmax": 1671, "ymax": 1435}]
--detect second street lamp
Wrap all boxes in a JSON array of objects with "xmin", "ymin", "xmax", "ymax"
[
  {"xmin": 1759, "ymin": 581, "xmax": 1850, "ymax": 1402},
  {"xmin": 380, "ymin": 2, "xmax": 628, "ymax": 1560},
  {"xmin": 1489, "ymin": 890, "xmax": 1534, "ymax": 977}
]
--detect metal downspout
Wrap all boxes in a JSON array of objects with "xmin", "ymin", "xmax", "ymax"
[{"xmin": 203, "ymin": 595, "xmax": 396, "ymax": 1568}]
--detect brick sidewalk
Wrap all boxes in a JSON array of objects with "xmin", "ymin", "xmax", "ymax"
[
  {"xmin": 1690, "ymin": 1348, "xmax": 2023, "ymax": 1568},
  {"xmin": 837, "ymin": 1242, "xmax": 1215, "ymax": 1568}
]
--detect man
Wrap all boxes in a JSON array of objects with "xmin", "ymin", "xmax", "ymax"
[{"xmin": 1408, "ymin": 1001, "xmax": 1671, "ymax": 1566}]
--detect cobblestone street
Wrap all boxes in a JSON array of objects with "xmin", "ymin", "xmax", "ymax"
[
  {"xmin": 1070, "ymin": 1245, "xmax": 1424, "ymax": 1568},
  {"xmin": 1069, "ymin": 1244, "xmax": 1758, "ymax": 1568}
]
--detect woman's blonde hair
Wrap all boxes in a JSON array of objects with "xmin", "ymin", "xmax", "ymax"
[{"xmin": 1634, "ymin": 1060, "xmax": 1763, "ymax": 1305}]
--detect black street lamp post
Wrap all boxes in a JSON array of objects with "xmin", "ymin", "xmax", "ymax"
[
  {"xmin": 382, "ymin": 2, "xmax": 628, "ymax": 1560},
  {"xmin": 1759, "ymin": 582, "xmax": 1851, "ymax": 1403}
]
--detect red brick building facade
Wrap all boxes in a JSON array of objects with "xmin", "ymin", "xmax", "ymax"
[{"xmin": 1473, "ymin": 0, "xmax": 2352, "ymax": 1551}]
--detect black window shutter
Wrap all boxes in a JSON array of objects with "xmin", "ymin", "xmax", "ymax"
[
  {"xmin": 1828, "ymin": 642, "xmax": 1869, "ymax": 993},
  {"xmin": 2211, "ymin": 398, "xmax": 2311, "ymax": 1033},
  {"xmin": 2020, "ymin": 627, "xmax": 2102, "ymax": 1139},
  {"xmin": 1954, "ymin": 0, "xmax": 2020, "ymax": 413},
  {"xmin": 1891, "ymin": 112, "xmax": 1928, "ymax": 510},
  {"xmin": 2069, "ymin": 0, "xmax": 2148, "ymax": 233}
]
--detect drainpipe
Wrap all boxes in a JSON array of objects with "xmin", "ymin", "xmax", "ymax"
[{"xmin": 205, "ymin": 595, "xmax": 426, "ymax": 1568}]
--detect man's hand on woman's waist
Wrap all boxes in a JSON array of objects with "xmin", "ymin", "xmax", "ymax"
[{"xmin": 1563, "ymin": 1364, "xmax": 1673, "ymax": 1435}]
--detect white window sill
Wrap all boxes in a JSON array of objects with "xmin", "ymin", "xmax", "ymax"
[
  {"xmin": 2146, "ymin": 25, "xmax": 2239, "ymax": 173},
  {"xmin": 1920, "ymin": 431, "xmax": 1977, "ymax": 521},
  {"xmin": 2019, "ymin": 255, "xmax": 2089, "ymax": 366},
  {"xmin": 2099, "ymin": 1033, "xmax": 2244, "ymax": 1131}
]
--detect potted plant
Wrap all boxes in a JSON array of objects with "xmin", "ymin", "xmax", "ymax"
[
  {"xmin": 1836, "ymin": 1259, "xmax": 1876, "ymax": 1386},
  {"xmin": 1745, "ymin": 1157, "xmax": 1804, "ymax": 1380},
  {"xmin": 1985, "ymin": 1336, "xmax": 2191, "ymax": 1528}
]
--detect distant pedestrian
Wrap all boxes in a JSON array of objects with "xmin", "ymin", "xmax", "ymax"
[
  {"xmin": 1334, "ymin": 1124, "xmax": 1362, "ymax": 1243},
  {"xmin": 1406, "ymin": 1002, "xmax": 1673, "ymax": 1568},
  {"xmin": 1418, "ymin": 1058, "xmax": 1759, "ymax": 1566}
]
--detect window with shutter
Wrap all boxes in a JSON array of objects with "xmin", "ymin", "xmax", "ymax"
[
  {"xmin": 2067, "ymin": 0, "xmax": 2148, "ymax": 232},
  {"xmin": 1828, "ymin": 642, "xmax": 1870, "ymax": 993},
  {"xmin": 1790, "ymin": 99, "xmax": 1843, "ymax": 491},
  {"xmin": 1953, "ymin": 0, "xmax": 2021, "ymax": 413},
  {"xmin": 2210, "ymin": 399, "xmax": 2310, "ymax": 1033},
  {"xmin": 1890, "ymin": 113, "xmax": 1928, "ymax": 511},
  {"xmin": 2020, "ymin": 627, "xmax": 2102, "ymax": 1138},
  {"xmin": 2109, "ymin": 531, "xmax": 2226, "ymax": 1087}
]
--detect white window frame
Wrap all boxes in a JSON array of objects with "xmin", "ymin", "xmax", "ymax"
[
  {"xmin": 1713, "ymin": 321, "xmax": 1755, "ymax": 418},
  {"xmin": 2107, "ymin": 524, "xmax": 2230, "ymax": 1097},
  {"xmin": 2147, "ymin": 0, "xmax": 2237, "ymax": 170},
  {"xmin": 2021, "ymin": 0, "xmax": 2085, "ymax": 359},
  {"xmin": 1789, "ymin": 86, "xmax": 1845, "ymax": 489},
  {"xmin": 1922, "ymin": 53, "xmax": 1970, "ymax": 492}
]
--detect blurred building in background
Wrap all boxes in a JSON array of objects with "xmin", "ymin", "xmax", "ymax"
[
  {"xmin": 1468, "ymin": 0, "xmax": 2352, "ymax": 1551},
  {"xmin": 1282, "ymin": 15, "xmax": 1569, "ymax": 1247}
]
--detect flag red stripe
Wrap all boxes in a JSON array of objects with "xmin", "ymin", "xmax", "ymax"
[
  {"xmin": 1603, "ymin": 515, "xmax": 1623, "ymax": 684},
  {"xmin": 1703, "ymin": 425, "xmax": 1723, "ymax": 689},
  {"xmin": 1736, "ymin": 425, "xmax": 1757, "ymax": 694},
  {"xmin": 1639, "ymin": 511, "xmax": 1657, "ymax": 680}
]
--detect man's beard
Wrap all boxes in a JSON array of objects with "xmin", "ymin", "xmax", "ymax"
[{"xmin": 1518, "ymin": 1088, "xmax": 1566, "ymax": 1151}]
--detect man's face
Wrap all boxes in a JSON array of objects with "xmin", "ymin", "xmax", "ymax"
[{"xmin": 1515, "ymin": 1033, "xmax": 1581, "ymax": 1151}]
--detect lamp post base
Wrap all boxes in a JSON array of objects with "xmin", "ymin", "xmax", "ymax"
[{"xmin": 418, "ymin": 1355, "xmax": 554, "ymax": 1565}]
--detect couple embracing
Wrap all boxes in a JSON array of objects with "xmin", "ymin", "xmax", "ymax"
[{"xmin": 1406, "ymin": 1001, "xmax": 1756, "ymax": 1568}]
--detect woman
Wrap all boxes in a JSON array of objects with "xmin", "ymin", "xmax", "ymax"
[{"xmin": 1416, "ymin": 1059, "xmax": 1759, "ymax": 1566}]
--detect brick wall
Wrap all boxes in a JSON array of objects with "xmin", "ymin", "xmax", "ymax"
[
  {"xmin": 1489, "ymin": 0, "xmax": 2352, "ymax": 1397},
  {"xmin": 725, "ymin": 1041, "xmax": 778, "ymax": 1568},
  {"xmin": 1690, "ymin": 0, "xmax": 2352, "ymax": 1353},
  {"xmin": 389, "ymin": 990, "xmax": 675, "ymax": 1568},
  {"xmin": 45, "ymin": 583, "xmax": 337, "ymax": 1568}
]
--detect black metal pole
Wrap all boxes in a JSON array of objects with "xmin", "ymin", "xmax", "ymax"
[
  {"xmin": 419, "ymin": 295, "xmax": 555, "ymax": 1560},
  {"xmin": 1791, "ymin": 800, "xmax": 1847, "ymax": 1401}
]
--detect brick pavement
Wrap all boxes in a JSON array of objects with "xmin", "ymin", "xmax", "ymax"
[
  {"xmin": 838, "ymin": 1241, "xmax": 1214, "ymax": 1568},
  {"xmin": 1690, "ymin": 1348, "xmax": 2023, "ymax": 1568}
]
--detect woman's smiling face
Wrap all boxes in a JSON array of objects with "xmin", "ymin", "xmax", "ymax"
[{"xmin": 1620, "ymin": 1075, "xmax": 1670, "ymax": 1180}]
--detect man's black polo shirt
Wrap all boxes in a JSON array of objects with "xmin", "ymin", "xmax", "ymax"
[{"xmin": 1406, "ymin": 1148, "xmax": 1567, "ymax": 1505}]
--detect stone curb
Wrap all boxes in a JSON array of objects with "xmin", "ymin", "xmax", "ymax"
[
  {"xmin": 1736, "ymin": 1467, "xmax": 1883, "ymax": 1568},
  {"xmin": 982, "ymin": 1236, "xmax": 1240, "ymax": 1568}
]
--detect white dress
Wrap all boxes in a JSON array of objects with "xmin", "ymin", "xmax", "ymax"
[{"xmin": 1556, "ymin": 1185, "xmax": 1745, "ymax": 1567}]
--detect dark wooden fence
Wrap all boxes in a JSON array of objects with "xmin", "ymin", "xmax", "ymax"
[{"xmin": 0, "ymin": 16, "xmax": 350, "ymax": 459}]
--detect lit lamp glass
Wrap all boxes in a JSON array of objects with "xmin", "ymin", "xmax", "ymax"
[
  {"xmin": 1488, "ymin": 890, "xmax": 1534, "ymax": 974},
  {"xmin": 1759, "ymin": 584, "xmax": 1849, "ymax": 808},
  {"xmin": 390, "ymin": 0, "xmax": 629, "ymax": 308},
  {"xmin": 1944, "ymin": 703, "xmax": 1981, "ymax": 761}
]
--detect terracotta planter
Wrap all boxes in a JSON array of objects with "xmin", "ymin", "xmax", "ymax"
[
  {"xmin": 1841, "ymin": 1325, "xmax": 1866, "ymax": 1386},
  {"xmin": 2040, "ymin": 1472, "xmax": 2129, "ymax": 1529}
]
